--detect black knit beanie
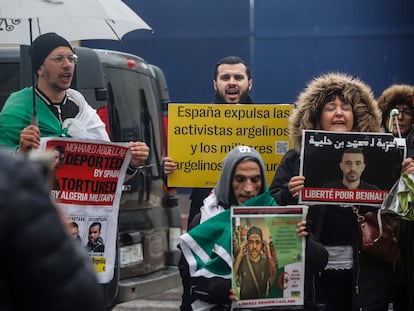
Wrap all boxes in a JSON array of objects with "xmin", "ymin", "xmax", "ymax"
[{"xmin": 29, "ymin": 32, "xmax": 73, "ymax": 72}]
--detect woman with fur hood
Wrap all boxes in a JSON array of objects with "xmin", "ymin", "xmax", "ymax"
[
  {"xmin": 270, "ymin": 72, "xmax": 395, "ymax": 310},
  {"xmin": 377, "ymin": 84, "xmax": 414, "ymax": 311}
]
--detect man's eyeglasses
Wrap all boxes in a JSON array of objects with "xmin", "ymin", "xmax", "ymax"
[
  {"xmin": 50, "ymin": 54, "xmax": 78, "ymax": 65},
  {"xmin": 392, "ymin": 109, "xmax": 414, "ymax": 118}
]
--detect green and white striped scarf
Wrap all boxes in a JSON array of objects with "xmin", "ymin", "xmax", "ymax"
[{"xmin": 180, "ymin": 191, "xmax": 277, "ymax": 279}]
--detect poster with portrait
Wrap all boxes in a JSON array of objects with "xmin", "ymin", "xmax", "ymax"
[
  {"xmin": 231, "ymin": 206, "xmax": 307, "ymax": 309},
  {"xmin": 299, "ymin": 130, "xmax": 405, "ymax": 206},
  {"xmin": 40, "ymin": 137, "xmax": 131, "ymax": 283}
]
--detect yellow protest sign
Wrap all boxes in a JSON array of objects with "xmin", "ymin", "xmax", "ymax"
[{"xmin": 167, "ymin": 104, "xmax": 293, "ymax": 188}]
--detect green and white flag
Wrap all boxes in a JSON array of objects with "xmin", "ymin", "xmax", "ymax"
[
  {"xmin": 180, "ymin": 191, "xmax": 277, "ymax": 279},
  {"xmin": 180, "ymin": 208, "xmax": 233, "ymax": 279}
]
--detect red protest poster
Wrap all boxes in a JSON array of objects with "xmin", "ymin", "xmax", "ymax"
[
  {"xmin": 41, "ymin": 137, "xmax": 131, "ymax": 284},
  {"xmin": 46, "ymin": 139, "xmax": 128, "ymax": 205},
  {"xmin": 299, "ymin": 130, "xmax": 405, "ymax": 206}
]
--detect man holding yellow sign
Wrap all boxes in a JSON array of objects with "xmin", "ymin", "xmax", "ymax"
[{"xmin": 164, "ymin": 56, "xmax": 255, "ymax": 226}]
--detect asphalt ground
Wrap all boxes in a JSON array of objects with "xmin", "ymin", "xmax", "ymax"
[
  {"xmin": 113, "ymin": 189, "xmax": 190, "ymax": 311},
  {"xmin": 113, "ymin": 286, "xmax": 182, "ymax": 311}
]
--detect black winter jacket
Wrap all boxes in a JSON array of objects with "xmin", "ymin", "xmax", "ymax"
[{"xmin": 0, "ymin": 150, "xmax": 105, "ymax": 311}]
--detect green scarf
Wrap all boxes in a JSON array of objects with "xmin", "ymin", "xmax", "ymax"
[
  {"xmin": 0, "ymin": 87, "xmax": 62, "ymax": 150},
  {"xmin": 180, "ymin": 190, "xmax": 277, "ymax": 279}
]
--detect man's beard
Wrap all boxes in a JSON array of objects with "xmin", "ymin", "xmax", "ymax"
[
  {"xmin": 248, "ymin": 250, "xmax": 261, "ymax": 262},
  {"xmin": 345, "ymin": 172, "xmax": 359, "ymax": 182},
  {"xmin": 43, "ymin": 69, "xmax": 71, "ymax": 92},
  {"xmin": 215, "ymin": 89, "xmax": 252, "ymax": 104}
]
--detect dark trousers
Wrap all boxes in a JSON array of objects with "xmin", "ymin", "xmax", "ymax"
[{"xmin": 316, "ymin": 269, "xmax": 353, "ymax": 311}]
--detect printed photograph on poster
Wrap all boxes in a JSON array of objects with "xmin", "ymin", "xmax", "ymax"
[
  {"xmin": 50, "ymin": 144, "xmax": 66, "ymax": 191},
  {"xmin": 231, "ymin": 206, "xmax": 307, "ymax": 309},
  {"xmin": 299, "ymin": 130, "xmax": 405, "ymax": 206},
  {"xmin": 85, "ymin": 216, "xmax": 108, "ymax": 254},
  {"xmin": 66, "ymin": 215, "xmax": 87, "ymax": 243}
]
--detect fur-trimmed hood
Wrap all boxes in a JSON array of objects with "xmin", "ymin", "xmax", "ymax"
[
  {"xmin": 289, "ymin": 72, "xmax": 382, "ymax": 150},
  {"xmin": 377, "ymin": 84, "xmax": 414, "ymax": 128}
]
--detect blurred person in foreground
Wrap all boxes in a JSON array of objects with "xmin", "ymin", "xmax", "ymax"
[
  {"xmin": 377, "ymin": 84, "xmax": 414, "ymax": 311},
  {"xmin": 0, "ymin": 148, "xmax": 104, "ymax": 310}
]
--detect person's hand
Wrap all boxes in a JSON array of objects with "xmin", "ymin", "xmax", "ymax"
[
  {"xmin": 296, "ymin": 220, "xmax": 309, "ymax": 237},
  {"xmin": 163, "ymin": 157, "xmax": 177, "ymax": 175},
  {"xmin": 229, "ymin": 288, "xmax": 238, "ymax": 302},
  {"xmin": 288, "ymin": 175, "xmax": 305, "ymax": 198},
  {"xmin": 237, "ymin": 240, "xmax": 248, "ymax": 260},
  {"xmin": 19, "ymin": 125, "xmax": 41, "ymax": 153},
  {"xmin": 262, "ymin": 239, "xmax": 270, "ymax": 258},
  {"xmin": 402, "ymin": 157, "xmax": 414, "ymax": 175},
  {"xmin": 129, "ymin": 141, "xmax": 150, "ymax": 167}
]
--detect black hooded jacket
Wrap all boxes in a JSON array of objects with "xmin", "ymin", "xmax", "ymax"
[{"xmin": 0, "ymin": 150, "xmax": 105, "ymax": 311}]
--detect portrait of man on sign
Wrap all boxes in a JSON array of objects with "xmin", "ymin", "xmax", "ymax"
[{"xmin": 299, "ymin": 130, "xmax": 404, "ymax": 206}]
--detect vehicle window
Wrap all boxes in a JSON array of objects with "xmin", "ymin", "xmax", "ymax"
[
  {"xmin": 104, "ymin": 67, "xmax": 143, "ymax": 142},
  {"xmin": 104, "ymin": 66, "xmax": 163, "ymax": 178},
  {"xmin": 0, "ymin": 63, "xmax": 20, "ymax": 111},
  {"xmin": 137, "ymin": 74, "xmax": 163, "ymax": 178}
]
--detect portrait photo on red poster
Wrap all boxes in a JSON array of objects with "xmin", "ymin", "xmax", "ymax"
[{"xmin": 299, "ymin": 130, "xmax": 405, "ymax": 206}]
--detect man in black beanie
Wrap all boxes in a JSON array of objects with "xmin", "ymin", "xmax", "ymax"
[
  {"xmin": 0, "ymin": 32, "xmax": 149, "ymax": 170},
  {"xmin": 29, "ymin": 32, "xmax": 74, "ymax": 74}
]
